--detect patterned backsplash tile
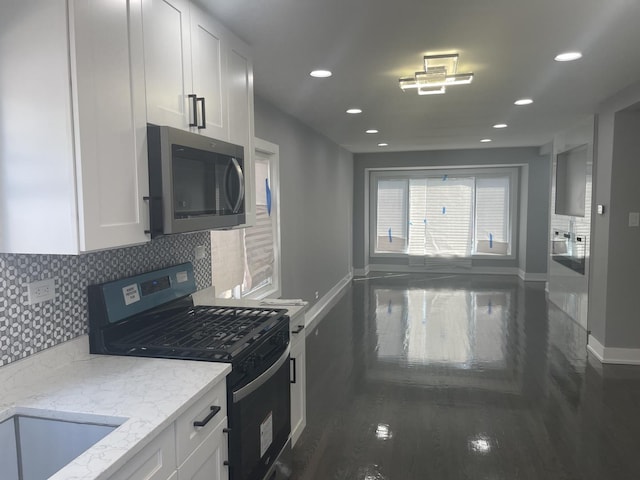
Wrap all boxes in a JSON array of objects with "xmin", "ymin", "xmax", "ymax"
[{"xmin": 0, "ymin": 232, "xmax": 211, "ymax": 367}]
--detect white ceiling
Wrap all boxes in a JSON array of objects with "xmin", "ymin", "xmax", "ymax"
[{"xmin": 199, "ymin": 0, "xmax": 640, "ymax": 153}]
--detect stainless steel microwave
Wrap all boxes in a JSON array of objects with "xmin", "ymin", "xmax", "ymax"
[{"xmin": 146, "ymin": 124, "xmax": 245, "ymax": 237}]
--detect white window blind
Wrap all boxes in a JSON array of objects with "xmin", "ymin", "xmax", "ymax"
[
  {"xmin": 475, "ymin": 177, "xmax": 509, "ymax": 255},
  {"xmin": 376, "ymin": 179, "xmax": 408, "ymax": 253},
  {"xmin": 373, "ymin": 170, "xmax": 513, "ymax": 258}
]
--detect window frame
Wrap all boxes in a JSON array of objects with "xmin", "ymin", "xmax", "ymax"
[{"xmin": 369, "ymin": 167, "xmax": 517, "ymax": 260}]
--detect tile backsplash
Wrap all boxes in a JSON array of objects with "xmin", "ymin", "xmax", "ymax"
[{"xmin": 0, "ymin": 232, "xmax": 211, "ymax": 367}]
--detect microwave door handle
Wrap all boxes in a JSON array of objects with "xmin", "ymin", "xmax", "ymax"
[{"xmin": 229, "ymin": 157, "xmax": 245, "ymax": 214}]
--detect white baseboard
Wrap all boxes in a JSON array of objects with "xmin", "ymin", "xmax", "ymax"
[
  {"xmin": 587, "ymin": 334, "xmax": 640, "ymax": 365},
  {"xmin": 304, "ymin": 272, "xmax": 353, "ymax": 336},
  {"xmin": 518, "ymin": 269, "xmax": 548, "ymax": 282},
  {"xmin": 368, "ymin": 263, "xmax": 519, "ymax": 276}
]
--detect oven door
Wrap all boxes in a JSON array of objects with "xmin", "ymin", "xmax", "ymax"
[{"xmin": 228, "ymin": 346, "xmax": 292, "ymax": 480}]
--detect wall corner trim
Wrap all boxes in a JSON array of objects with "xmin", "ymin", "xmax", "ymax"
[
  {"xmin": 305, "ymin": 272, "xmax": 353, "ymax": 336},
  {"xmin": 353, "ymin": 266, "xmax": 370, "ymax": 277},
  {"xmin": 518, "ymin": 270, "xmax": 548, "ymax": 282},
  {"xmin": 587, "ymin": 334, "xmax": 640, "ymax": 365}
]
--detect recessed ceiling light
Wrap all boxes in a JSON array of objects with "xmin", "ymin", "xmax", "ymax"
[
  {"xmin": 310, "ymin": 69, "xmax": 332, "ymax": 78},
  {"xmin": 346, "ymin": 108, "xmax": 362, "ymax": 114},
  {"xmin": 378, "ymin": 143, "xmax": 389, "ymax": 147},
  {"xmin": 493, "ymin": 123, "xmax": 508, "ymax": 129},
  {"xmin": 366, "ymin": 129, "xmax": 379, "ymax": 134},
  {"xmin": 554, "ymin": 52, "xmax": 582, "ymax": 62},
  {"xmin": 480, "ymin": 138, "xmax": 492, "ymax": 143},
  {"xmin": 514, "ymin": 98, "xmax": 533, "ymax": 106}
]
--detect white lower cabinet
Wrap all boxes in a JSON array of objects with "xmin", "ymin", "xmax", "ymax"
[
  {"xmin": 177, "ymin": 420, "xmax": 228, "ymax": 480},
  {"xmin": 109, "ymin": 377, "xmax": 228, "ymax": 480},
  {"xmin": 109, "ymin": 425, "xmax": 177, "ymax": 480},
  {"xmin": 289, "ymin": 310, "xmax": 307, "ymax": 446}
]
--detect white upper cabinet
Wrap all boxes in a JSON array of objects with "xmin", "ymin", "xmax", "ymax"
[
  {"xmin": 141, "ymin": 0, "xmax": 254, "ymax": 147},
  {"xmin": 143, "ymin": 0, "xmax": 230, "ymax": 141},
  {"xmin": 0, "ymin": 0, "xmax": 150, "ymax": 254},
  {"xmin": 142, "ymin": 0, "xmax": 193, "ymax": 131},
  {"xmin": 190, "ymin": 2, "xmax": 227, "ymax": 139}
]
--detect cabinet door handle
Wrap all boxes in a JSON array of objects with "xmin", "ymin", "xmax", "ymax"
[
  {"xmin": 290, "ymin": 357, "xmax": 297, "ymax": 384},
  {"xmin": 193, "ymin": 405, "xmax": 221, "ymax": 427},
  {"xmin": 188, "ymin": 94, "xmax": 198, "ymax": 127},
  {"xmin": 197, "ymin": 96, "xmax": 206, "ymax": 129},
  {"xmin": 292, "ymin": 325, "xmax": 304, "ymax": 335}
]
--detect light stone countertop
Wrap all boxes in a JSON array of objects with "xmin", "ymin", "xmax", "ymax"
[
  {"xmin": 0, "ymin": 335, "xmax": 230, "ymax": 480},
  {"xmin": 0, "ymin": 290, "xmax": 304, "ymax": 480}
]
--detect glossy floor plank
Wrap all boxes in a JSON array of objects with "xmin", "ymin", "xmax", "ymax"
[{"xmin": 291, "ymin": 274, "xmax": 640, "ymax": 480}]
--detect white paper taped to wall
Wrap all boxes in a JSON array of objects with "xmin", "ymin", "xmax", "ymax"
[{"xmin": 210, "ymin": 229, "xmax": 245, "ymax": 293}]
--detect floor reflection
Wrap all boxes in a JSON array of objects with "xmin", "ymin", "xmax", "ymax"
[
  {"xmin": 373, "ymin": 288, "xmax": 510, "ymax": 367},
  {"xmin": 291, "ymin": 273, "xmax": 640, "ymax": 480}
]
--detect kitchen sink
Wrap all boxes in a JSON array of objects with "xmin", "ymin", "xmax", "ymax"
[{"xmin": 0, "ymin": 412, "xmax": 121, "ymax": 480}]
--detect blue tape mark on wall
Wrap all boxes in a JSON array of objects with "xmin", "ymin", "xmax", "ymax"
[
  {"xmin": 489, "ymin": 233, "xmax": 493, "ymax": 248},
  {"xmin": 442, "ymin": 207, "xmax": 446, "ymax": 214},
  {"xmin": 265, "ymin": 178, "xmax": 272, "ymax": 216},
  {"xmin": 443, "ymin": 174, "xmax": 448, "ymax": 181},
  {"xmin": 423, "ymin": 218, "xmax": 427, "ymax": 224},
  {"xmin": 388, "ymin": 228, "xmax": 393, "ymax": 242}
]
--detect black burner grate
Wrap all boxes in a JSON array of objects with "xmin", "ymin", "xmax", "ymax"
[{"xmin": 110, "ymin": 306, "xmax": 287, "ymax": 361}]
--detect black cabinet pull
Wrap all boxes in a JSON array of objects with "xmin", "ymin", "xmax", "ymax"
[
  {"xmin": 563, "ymin": 233, "xmax": 571, "ymax": 239},
  {"xmin": 188, "ymin": 94, "xmax": 198, "ymax": 127},
  {"xmin": 223, "ymin": 427, "xmax": 231, "ymax": 433},
  {"xmin": 193, "ymin": 405, "xmax": 221, "ymax": 427},
  {"xmin": 197, "ymin": 97, "xmax": 206, "ymax": 129},
  {"xmin": 292, "ymin": 325, "xmax": 304, "ymax": 335},
  {"xmin": 223, "ymin": 461, "xmax": 230, "ymax": 467},
  {"xmin": 290, "ymin": 357, "xmax": 297, "ymax": 384}
]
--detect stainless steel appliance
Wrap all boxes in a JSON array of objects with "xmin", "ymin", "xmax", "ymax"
[
  {"xmin": 146, "ymin": 125, "xmax": 246, "ymax": 237},
  {"xmin": 88, "ymin": 263, "xmax": 291, "ymax": 480}
]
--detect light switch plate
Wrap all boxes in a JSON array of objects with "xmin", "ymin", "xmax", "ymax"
[
  {"xmin": 629, "ymin": 212, "xmax": 640, "ymax": 227},
  {"xmin": 597, "ymin": 204, "xmax": 605, "ymax": 215}
]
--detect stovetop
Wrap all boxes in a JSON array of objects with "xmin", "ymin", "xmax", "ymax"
[{"xmin": 110, "ymin": 305, "xmax": 288, "ymax": 361}]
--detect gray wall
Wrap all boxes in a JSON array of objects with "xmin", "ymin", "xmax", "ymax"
[
  {"xmin": 254, "ymin": 96, "xmax": 354, "ymax": 306},
  {"xmin": 353, "ymin": 147, "xmax": 550, "ymax": 275},
  {"xmin": 590, "ymin": 81, "xmax": 640, "ymax": 348}
]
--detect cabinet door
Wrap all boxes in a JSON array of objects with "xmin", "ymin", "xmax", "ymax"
[
  {"xmin": 189, "ymin": 3, "xmax": 227, "ymax": 139},
  {"xmin": 142, "ymin": 0, "xmax": 193, "ymax": 130},
  {"xmin": 178, "ymin": 419, "xmax": 228, "ymax": 480},
  {"xmin": 71, "ymin": 0, "xmax": 151, "ymax": 251},
  {"xmin": 0, "ymin": 0, "xmax": 78, "ymax": 254},
  {"xmin": 109, "ymin": 425, "xmax": 177, "ymax": 480},
  {"xmin": 226, "ymin": 34, "xmax": 254, "ymax": 151},
  {"xmin": 290, "ymin": 336, "xmax": 307, "ymax": 447}
]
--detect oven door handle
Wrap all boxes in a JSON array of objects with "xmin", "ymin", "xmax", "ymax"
[{"xmin": 233, "ymin": 345, "xmax": 290, "ymax": 403}]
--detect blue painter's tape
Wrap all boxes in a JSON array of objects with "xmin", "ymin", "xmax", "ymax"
[
  {"xmin": 489, "ymin": 233, "xmax": 493, "ymax": 248},
  {"xmin": 423, "ymin": 218, "xmax": 427, "ymax": 224},
  {"xmin": 442, "ymin": 207, "xmax": 446, "ymax": 214},
  {"xmin": 443, "ymin": 174, "xmax": 448, "ymax": 181},
  {"xmin": 388, "ymin": 228, "xmax": 393, "ymax": 242},
  {"xmin": 266, "ymin": 178, "xmax": 272, "ymax": 216}
]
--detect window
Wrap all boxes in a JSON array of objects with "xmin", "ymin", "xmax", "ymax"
[
  {"xmin": 371, "ymin": 169, "xmax": 514, "ymax": 258},
  {"xmin": 211, "ymin": 139, "xmax": 281, "ymax": 299}
]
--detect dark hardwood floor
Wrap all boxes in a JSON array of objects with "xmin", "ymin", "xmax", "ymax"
[{"xmin": 290, "ymin": 274, "xmax": 640, "ymax": 480}]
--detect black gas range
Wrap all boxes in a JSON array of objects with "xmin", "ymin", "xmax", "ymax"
[{"xmin": 88, "ymin": 263, "xmax": 292, "ymax": 480}]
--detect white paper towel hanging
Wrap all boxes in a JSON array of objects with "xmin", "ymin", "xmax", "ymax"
[{"xmin": 210, "ymin": 230, "xmax": 245, "ymax": 293}]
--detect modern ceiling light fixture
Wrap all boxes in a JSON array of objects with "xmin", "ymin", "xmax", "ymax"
[
  {"xmin": 480, "ymin": 138, "xmax": 492, "ymax": 143},
  {"xmin": 346, "ymin": 108, "xmax": 362, "ymax": 114},
  {"xmin": 514, "ymin": 98, "xmax": 533, "ymax": 105},
  {"xmin": 366, "ymin": 129, "xmax": 379, "ymax": 134},
  {"xmin": 493, "ymin": 123, "xmax": 508, "ymax": 129},
  {"xmin": 378, "ymin": 142, "xmax": 389, "ymax": 147},
  {"xmin": 399, "ymin": 53, "xmax": 474, "ymax": 96}
]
